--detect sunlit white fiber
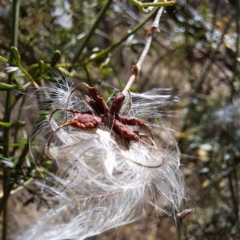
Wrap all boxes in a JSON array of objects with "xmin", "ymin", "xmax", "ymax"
[
  {"xmin": 123, "ymin": 88, "xmax": 179, "ymax": 120},
  {"xmin": 20, "ymin": 79, "xmax": 187, "ymax": 239}
]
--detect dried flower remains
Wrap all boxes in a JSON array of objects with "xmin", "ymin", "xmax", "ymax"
[
  {"xmin": 47, "ymin": 82, "xmax": 154, "ymax": 151},
  {"xmin": 17, "ymin": 80, "xmax": 188, "ymax": 240}
]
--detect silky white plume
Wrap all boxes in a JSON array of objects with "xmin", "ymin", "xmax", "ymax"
[{"xmin": 14, "ymin": 79, "xmax": 187, "ymax": 240}]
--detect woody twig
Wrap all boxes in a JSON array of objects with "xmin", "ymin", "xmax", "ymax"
[{"xmin": 122, "ymin": 7, "xmax": 164, "ymax": 95}]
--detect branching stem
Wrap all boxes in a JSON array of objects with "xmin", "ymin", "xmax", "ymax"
[
  {"xmin": 123, "ymin": 7, "xmax": 164, "ymax": 94},
  {"xmin": 128, "ymin": 0, "xmax": 175, "ymax": 13},
  {"xmin": 84, "ymin": 7, "xmax": 158, "ymax": 65},
  {"xmin": 1, "ymin": 1, "xmax": 21, "ymax": 239},
  {"xmin": 72, "ymin": 0, "xmax": 113, "ymax": 65}
]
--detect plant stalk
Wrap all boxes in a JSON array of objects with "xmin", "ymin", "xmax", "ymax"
[
  {"xmin": 84, "ymin": 7, "xmax": 158, "ymax": 65},
  {"xmin": 72, "ymin": 0, "xmax": 113, "ymax": 65},
  {"xmin": 1, "ymin": 1, "xmax": 21, "ymax": 239}
]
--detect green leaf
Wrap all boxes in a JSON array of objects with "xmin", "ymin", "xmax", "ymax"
[
  {"xmin": 39, "ymin": 60, "xmax": 45, "ymax": 74},
  {"xmin": 13, "ymin": 121, "xmax": 26, "ymax": 128},
  {"xmin": 51, "ymin": 50, "xmax": 62, "ymax": 67},
  {"xmin": 101, "ymin": 67, "xmax": 113, "ymax": 76},
  {"xmin": 0, "ymin": 83, "xmax": 15, "ymax": 91},
  {"xmin": 9, "ymin": 139, "xmax": 28, "ymax": 147},
  {"xmin": 12, "ymin": 79, "xmax": 24, "ymax": 89},
  {"xmin": 0, "ymin": 121, "xmax": 12, "ymax": 128},
  {"xmin": 11, "ymin": 47, "xmax": 21, "ymax": 66},
  {"xmin": 22, "ymin": 82, "xmax": 31, "ymax": 89},
  {"xmin": 0, "ymin": 121, "xmax": 25, "ymax": 128},
  {"xmin": 0, "ymin": 56, "xmax": 8, "ymax": 63}
]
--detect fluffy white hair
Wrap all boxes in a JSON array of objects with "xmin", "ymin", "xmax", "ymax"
[{"xmin": 16, "ymin": 79, "xmax": 187, "ymax": 240}]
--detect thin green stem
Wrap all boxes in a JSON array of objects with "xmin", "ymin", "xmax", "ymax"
[
  {"xmin": 0, "ymin": 56, "xmax": 8, "ymax": 62},
  {"xmin": 128, "ymin": 0, "xmax": 175, "ymax": 13},
  {"xmin": 84, "ymin": 7, "xmax": 158, "ymax": 65},
  {"xmin": 19, "ymin": 65, "xmax": 39, "ymax": 88},
  {"xmin": 28, "ymin": 62, "xmax": 74, "ymax": 72},
  {"xmin": 83, "ymin": 65, "xmax": 93, "ymax": 85},
  {"xmin": 72, "ymin": 0, "xmax": 113, "ymax": 65},
  {"xmin": 12, "ymin": 91, "xmax": 27, "ymax": 156},
  {"xmin": 136, "ymin": 1, "xmax": 175, "ymax": 7},
  {"xmin": 2, "ymin": 1, "xmax": 21, "ymax": 239},
  {"xmin": 10, "ymin": 1, "xmax": 20, "ymax": 49}
]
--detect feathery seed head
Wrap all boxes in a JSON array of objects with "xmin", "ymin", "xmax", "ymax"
[{"xmin": 23, "ymin": 79, "xmax": 187, "ymax": 239}]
